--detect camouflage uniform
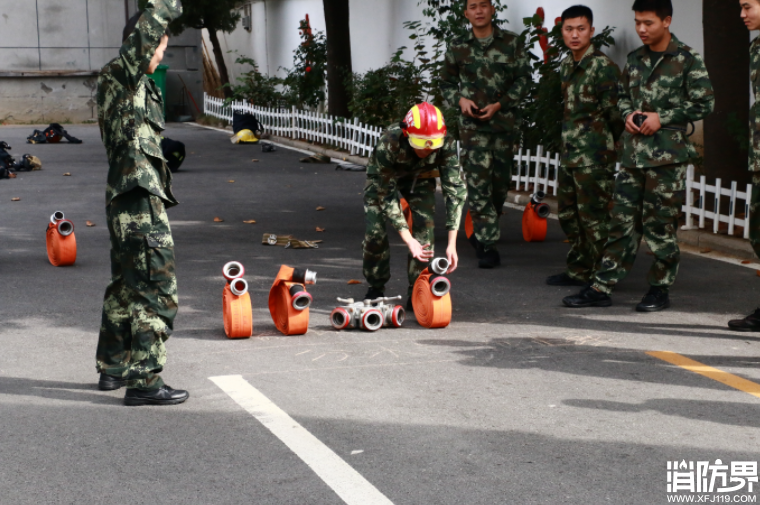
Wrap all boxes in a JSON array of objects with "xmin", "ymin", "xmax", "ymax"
[
  {"xmin": 748, "ymin": 38, "xmax": 760, "ymax": 258},
  {"xmin": 363, "ymin": 125, "xmax": 466, "ymax": 295},
  {"xmin": 95, "ymin": 0, "xmax": 182, "ymax": 390},
  {"xmin": 440, "ymin": 26, "xmax": 531, "ymax": 250},
  {"xmin": 592, "ymin": 35, "xmax": 714, "ymax": 295},
  {"xmin": 559, "ymin": 44, "xmax": 624, "ymax": 282}
]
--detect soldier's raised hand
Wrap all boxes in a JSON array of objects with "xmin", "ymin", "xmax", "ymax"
[
  {"xmin": 476, "ymin": 103, "xmax": 502, "ymax": 121},
  {"xmin": 639, "ymin": 112, "xmax": 661, "ymax": 136},
  {"xmin": 459, "ymin": 97, "xmax": 480, "ymax": 118}
]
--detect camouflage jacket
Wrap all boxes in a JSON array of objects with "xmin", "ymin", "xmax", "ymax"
[
  {"xmin": 367, "ymin": 125, "xmax": 466, "ymax": 232},
  {"xmin": 440, "ymin": 26, "xmax": 531, "ymax": 134},
  {"xmin": 97, "ymin": 0, "xmax": 183, "ymax": 206},
  {"xmin": 618, "ymin": 34, "xmax": 714, "ymax": 168},
  {"xmin": 560, "ymin": 44, "xmax": 624, "ymax": 167},
  {"xmin": 749, "ymin": 37, "xmax": 760, "ymax": 172}
]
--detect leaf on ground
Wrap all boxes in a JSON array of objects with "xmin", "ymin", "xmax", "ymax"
[
  {"xmin": 11, "ymin": 197, "xmax": 20, "ymax": 201},
  {"xmin": 8, "ymin": 173, "xmax": 16, "ymax": 178},
  {"xmin": 699, "ymin": 248, "xmax": 712, "ymax": 254},
  {"xmin": 316, "ymin": 206, "xmax": 325, "ymax": 211},
  {"xmin": 243, "ymin": 220, "xmax": 257, "ymax": 224},
  {"xmin": 251, "ymin": 159, "xmax": 259, "ymax": 162},
  {"xmin": 562, "ymin": 240, "xmax": 570, "ymax": 243},
  {"xmin": 228, "ymin": 180, "xmax": 235, "ymax": 183},
  {"xmin": 347, "ymin": 280, "xmax": 363, "ymax": 285},
  {"xmin": 86, "ymin": 221, "xmax": 96, "ymax": 227},
  {"xmin": 316, "ymin": 227, "xmax": 325, "ymax": 232},
  {"xmin": 63, "ymin": 172, "xmax": 71, "ymax": 176},
  {"xmin": 742, "ymin": 260, "xmax": 752, "ymax": 265},
  {"xmin": 214, "ymin": 217, "xmax": 224, "ymax": 222}
]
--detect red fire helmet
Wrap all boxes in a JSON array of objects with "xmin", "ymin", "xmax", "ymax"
[{"xmin": 402, "ymin": 102, "xmax": 447, "ymax": 150}]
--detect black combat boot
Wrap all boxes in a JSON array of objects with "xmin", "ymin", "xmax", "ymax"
[
  {"xmin": 546, "ymin": 272, "xmax": 586, "ymax": 287},
  {"xmin": 468, "ymin": 234, "xmax": 485, "ymax": 259},
  {"xmin": 563, "ymin": 286, "xmax": 612, "ymax": 308},
  {"xmin": 124, "ymin": 385, "xmax": 189, "ymax": 406},
  {"xmin": 364, "ymin": 287, "xmax": 384, "ymax": 304},
  {"xmin": 406, "ymin": 297, "xmax": 414, "ymax": 313},
  {"xmin": 98, "ymin": 373, "xmax": 126, "ymax": 391},
  {"xmin": 478, "ymin": 248, "xmax": 501, "ymax": 269},
  {"xmin": 636, "ymin": 286, "xmax": 670, "ymax": 312},
  {"xmin": 728, "ymin": 308, "xmax": 760, "ymax": 332}
]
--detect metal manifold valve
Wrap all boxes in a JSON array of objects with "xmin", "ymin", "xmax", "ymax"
[{"xmin": 330, "ymin": 296, "xmax": 405, "ymax": 332}]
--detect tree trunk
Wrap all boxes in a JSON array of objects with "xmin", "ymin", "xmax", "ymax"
[
  {"xmin": 702, "ymin": 0, "xmax": 750, "ymax": 185},
  {"xmin": 207, "ymin": 29, "xmax": 233, "ymax": 99},
  {"xmin": 323, "ymin": 0, "xmax": 352, "ymax": 118}
]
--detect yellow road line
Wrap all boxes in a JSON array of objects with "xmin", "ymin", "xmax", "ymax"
[{"xmin": 647, "ymin": 351, "xmax": 760, "ymax": 399}]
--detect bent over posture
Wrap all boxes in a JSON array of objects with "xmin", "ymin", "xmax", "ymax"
[
  {"xmin": 363, "ymin": 103, "xmax": 467, "ymax": 309},
  {"xmin": 95, "ymin": 0, "xmax": 189, "ymax": 406}
]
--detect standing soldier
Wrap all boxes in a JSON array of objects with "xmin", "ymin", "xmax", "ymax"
[
  {"xmin": 95, "ymin": 0, "xmax": 189, "ymax": 406},
  {"xmin": 546, "ymin": 5, "xmax": 624, "ymax": 287},
  {"xmin": 363, "ymin": 102, "xmax": 467, "ymax": 310},
  {"xmin": 440, "ymin": 0, "xmax": 531, "ymax": 269},
  {"xmin": 729, "ymin": 0, "xmax": 760, "ymax": 331},
  {"xmin": 563, "ymin": 0, "xmax": 714, "ymax": 311}
]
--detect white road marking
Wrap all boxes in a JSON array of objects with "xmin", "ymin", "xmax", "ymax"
[{"xmin": 210, "ymin": 375, "xmax": 395, "ymax": 505}]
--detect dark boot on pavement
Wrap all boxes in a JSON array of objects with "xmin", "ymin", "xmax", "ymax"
[
  {"xmin": 636, "ymin": 286, "xmax": 670, "ymax": 312},
  {"xmin": 478, "ymin": 248, "xmax": 500, "ymax": 269},
  {"xmin": 364, "ymin": 287, "xmax": 384, "ymax": 304},
  {"xmin": 468, "ymin": 234, "xmax": 485, "ymax": 259},
  {"xmin": 124, "ymin": 385, "xmax": 189, "ymax": 406},
  {"xmin": 728, "ymin": 308, "xmax": 760, "ymax": 332},
  {"xmin": 563, "ymin": 286, "xmax": 612, "ymax": 308},
  {"xmin": 98, "ymin": 373, "xmax": 126, "ymax": 391},
  {"xmin": 406, "ymin": 297, "xmax": 414, "ymax": 313},
  {"xmin": 546, "ymin": 272, "xmax": 586, "ymax": 287}
]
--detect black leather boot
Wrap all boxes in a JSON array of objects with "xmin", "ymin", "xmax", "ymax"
[
  {"xmin": 363, "ymin": 287, "xmax": 384, "ymax": 304},
  {"xmin": 124, "ymin": 385, "xmax": 189, "ymax": 406},
  {"xmin": 98, "ymin": 373, "xmax": 127, "ymax": 391},
  {"xmin": 636, "ymin": 287, "xmax": 670, "ymax": 312},
  {"xmin": 478, "ymin": 248, "xmax": 501, "ymax": 269},
  {"xmin": 546, "ymin": 272, "xmax": 586, "ymax": 286},
  {"xmin": 563, "ymin": 286, "xmax": 612, "ymax": 308},
  {"xmin": 728, "ymin": 308, "xmax": 760, "ymax": 332}
]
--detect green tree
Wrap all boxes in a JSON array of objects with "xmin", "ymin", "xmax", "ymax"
[{"xmin": 140, "ymin": 0, "xmax": 241, "ymax": 99}]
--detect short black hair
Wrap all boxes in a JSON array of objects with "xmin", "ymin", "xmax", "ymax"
[
  {"xmin": 562, "ymin": 5, "xmax": 594, "ymax": 26},
  {"xmin": 122, "ymin": 11, "xmax": 171, "ymax": 43},
  {"xmin": 632, "ymin": 0, "xmax": 673, "ymax": 20}
]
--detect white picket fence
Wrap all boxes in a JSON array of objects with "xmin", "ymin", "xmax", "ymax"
[
  {"xmin": 203, "ymin": 94, "xmax": 383, "ymax": 157},
  {"xmin": 204, "ymin": 94, "xmax": 754, "ymax": 241}
]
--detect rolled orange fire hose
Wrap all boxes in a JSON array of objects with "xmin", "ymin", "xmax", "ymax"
[
  {"xmin": 412, "ymin": 268, "xmax": 452, "ymax": 328},
  {"xmin": 400, "ymin": 198, "xmax": 414, "ymax": 231},
  {"xmin": 522, "ymin": 205, "xmax": 548, "ymax": 242},
  {"xmin": 46, "ymin": 222, "xmax": 77, "ymax": 266},
  {"xmin": 269, "ymin": 265, "xmax": 311, "ymax": 336},
  {"xmin": 223, "ymin": 284, "xmax": 253, "ymax": 338}
]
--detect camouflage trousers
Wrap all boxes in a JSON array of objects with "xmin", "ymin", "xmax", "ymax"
[
  {"xmin": 592, "ymin": 163, "xmax": 687, "ymax": 295},
  {"xmin": 363, "ymin": 176, "xmax": 436, "ymax": 296},
  {"xmin": 558, "ymin": 164, "xmax": 615, "ymax": 282},
  {"xmin": 96, "ymin": 188, "xmax": 178, "ymax": 390},
  {"xmin": 460, "ymin": 131, "xmax": 514, "ymax": 250},
  {"xmin": 750, "ymin": 173, "xmax": 760, "ymax": 259}
]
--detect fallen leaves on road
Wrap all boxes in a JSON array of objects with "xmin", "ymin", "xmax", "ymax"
[
  {"xmin": 251, "ymin": 159, "xmax": 259, "ymax": 163},
  {"xmin": 11, "ymin": 197, "xmax": 20, "ymax": 201},
  {"xmin": 700, "ymin": 248, "xmax": 712, "ymax": 254},
  {"xmin": 742, "ymin": 260, "xmax": 753, "ymax": 265},
  {"xmin": 86, "ymin": 221, "xmax": 96, "ymax": 227},
  {"xmin": 316, "ymin": 206, "xmax": 325, "ymax": 211},
  {"xmin": 243, "ymin": 220, "xmax": 257, "ymax": 224},
  {"xmin": 228, "ymin": 180, "xmax": 235, "ymax": 183},
  {"xmin": 63, "ymin": 172, "xmax": 71, "ymax": 176},
  {"xmin": 316, "ymin": 227, "xmax": 325, "ymax": 232},
  {"xmin": 347, "ymin": 280, "xmax": 362, "ymax": 285},
  {"xmin": 214, "ymin": 217, "xmax": 224, "ymax": 222},
  {"xmin": 563, "ymin": 240, "xmax": 570, "ymax": 243}
]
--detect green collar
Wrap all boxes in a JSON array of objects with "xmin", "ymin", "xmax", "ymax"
[
  {"xmin": 466, "ymin": 25, "xmax": 502, "ymax": 43},
  {"xmin": 563, "ymin": 43, "xmax": 596, "ymax": 71}
]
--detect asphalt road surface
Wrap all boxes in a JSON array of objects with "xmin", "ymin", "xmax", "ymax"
[{"xmin": 1, "ymin": 124, "xmax": 759, "ymax": 505}]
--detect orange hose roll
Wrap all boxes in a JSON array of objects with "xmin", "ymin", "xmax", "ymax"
[
  {"xmin": 522, "ymin": 205, "xmax": 548, "ymax": 242},
  {"xmin": 46, "ymin": 221, "xmax": 77, "ymax": 266},
  {"xmin": 400, "ymin": 198, "xmax": 414, "ymax": 231},
  {"xmin": 411, "ymin": 268, "xmax": 452, "ymax": 328},
  {"xmin": 223, "ymin": 284, "xmax": 253, "ymax": 338},
  {"xmin": 268, "ymin": 265, "xmax": 311, "ymax": 336}
]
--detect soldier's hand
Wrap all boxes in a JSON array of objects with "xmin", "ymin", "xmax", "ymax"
[
  {"xmin": 625, "ymin": 111, "xmax": 642, "ymax": 134},
  {"xmin": 477, "ymin": 103, "xmax": 502, "ymax": 121},
  {"xmin": 406, "ymin": 239, "xmax": 434, "ymax": 262},
  {"xmin": 639, "ymin": 112, "xmax": 662, "ymax": 136},
  {"xmin": 445, "ymin": 246, "xmax": 458, "ymax": 274},
  {"xmin": 459, "ymin": 98, "xmax": 480, "ymax": 118}
]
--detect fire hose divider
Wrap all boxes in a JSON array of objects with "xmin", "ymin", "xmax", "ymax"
[
  {"xmin": 412, "ymin": 268, "xmax": 452, "ymax": 328},
  {"xmin": 46, "ymin": 218, "xmax": 77, "ymax": 267}
]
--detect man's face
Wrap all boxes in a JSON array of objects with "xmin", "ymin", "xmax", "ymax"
[
  {"xmin": 562, "ymin": 16, "xmax": 595, "ymax": 54},
  {"xmin": 147, "ymin": 35, "xmax": 169, "ymax": 75},
  {"xmin": 634, "ymin": 11, "xmax": 671, "ymax": 46},
  {"xmin": 464, "ymin": 0, "xmax": 496, "ymax": 30},
  {"xmin": 741, "ymin": 0, "xmax": 760, "ymax": 31}
]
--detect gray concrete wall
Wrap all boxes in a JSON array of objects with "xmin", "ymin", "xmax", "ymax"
[{"xmin": 0, "ymin": 0, "xmax": 201, "ymax": 123}]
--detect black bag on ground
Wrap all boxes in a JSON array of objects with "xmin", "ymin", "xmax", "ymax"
[
  {"xmin": 161, "ymin": 137, "xmax": 186, "ymax": 173},
  {"xmin": 27, "ymin": 123, "xmax": 83, "ymax": 144},
  {"xmin": 232, "ymin": 112, "xmax": 262, "ymax": 135}
]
